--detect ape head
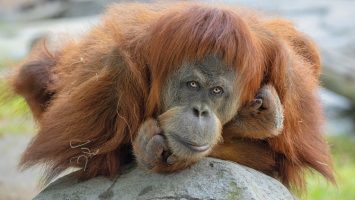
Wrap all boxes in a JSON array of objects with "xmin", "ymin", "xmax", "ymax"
[
  {"xmin": 133, "ymin": 5, "xmax": 283, "ymax": 163},
  {"xmin": 158, "ymin": 56, "xmax": 237, "ymax": 160}
]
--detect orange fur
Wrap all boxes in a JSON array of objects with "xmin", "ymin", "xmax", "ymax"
[{"xmin": 12, "ymin": 2, "xmax": 333, "ymax": 190}]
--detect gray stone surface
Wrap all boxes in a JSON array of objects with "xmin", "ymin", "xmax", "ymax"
[{"xmin": 34, "ymin": 158, "xmax": 294, "ymax": 200}]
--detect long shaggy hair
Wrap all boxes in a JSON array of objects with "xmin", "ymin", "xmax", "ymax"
[{"xmin": 11, "ymin": 2, "xmax": 334, "ymax": 190}]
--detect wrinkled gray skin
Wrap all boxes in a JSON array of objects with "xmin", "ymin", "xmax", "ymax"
[{"xmin": 158, "ymin": 56, "xmax": 239, "ymax": 159}]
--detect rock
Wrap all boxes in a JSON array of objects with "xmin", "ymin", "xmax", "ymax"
[{"xmin": 34, "ymin": 158, "xmax": 295, "ymax": 200}]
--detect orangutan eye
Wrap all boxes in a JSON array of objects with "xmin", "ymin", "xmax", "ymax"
[
  {"xmin": 187, "ymin": 81, "xmax": 199, "ymax": 89},
  {"xmin": 211, "ymin": 86, "xmax": 224, "ymax": 95}
]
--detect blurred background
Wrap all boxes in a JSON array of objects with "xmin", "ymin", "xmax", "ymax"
[{"xmin": 0, "ymin": 0, "xmax": 354, "ymax": 199}]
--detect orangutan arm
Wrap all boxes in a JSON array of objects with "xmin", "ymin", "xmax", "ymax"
[{"xmin": 209, "ymin": 139, "xmax": 277, "ymax": 176}]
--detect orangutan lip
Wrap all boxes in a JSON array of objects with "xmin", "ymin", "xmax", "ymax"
[{"xmin": 171, "ymin": 134, "xmax": 210, "ymax": 152}]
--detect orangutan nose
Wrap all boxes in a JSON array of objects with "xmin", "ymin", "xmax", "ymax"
[{"xmin": 192, "ymin": 104, "xmax": 210, "ymax": 118}]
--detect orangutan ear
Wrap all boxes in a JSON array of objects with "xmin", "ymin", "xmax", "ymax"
[{"xmin": 11, "ymin": 41, "xmax": 56, "ymax": 119}]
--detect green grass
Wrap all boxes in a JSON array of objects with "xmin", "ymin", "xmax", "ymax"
[
  {"xmin": 0, "ymin": 57, "xmax": 17, "ymax": 69},
  {"xmin": 0, "ymin": 78, "xmax": 35, "ymax": 135},
  {"xmin": 303, "ymin": 136, "xmax": 355, "ymax": 200},
  {"xmin": 0, "ymin": 57, "xmax": 35, "ymax": 135}
]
